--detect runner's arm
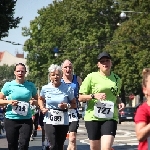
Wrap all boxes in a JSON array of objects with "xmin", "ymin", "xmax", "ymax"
[
  {"xmin": 77, "ymin": 76, "xmax": 82, "ymax": 87},
  {"xmin": 78, "ymin": 94, "xmax": 93, "ymax": 102},
  {"xmin": 30, "ymin": 94, "xmax": 38, "ymax": 106},
  {"xmin": 116, "ymin": 96, "xmax": 122, "ymax": 104},
  {"xmin": 70, "ymin": 98, "xmax": 77, "ymax": 109},
  {"xmin": 0, "ymin": 92, "xmax": 11, "ymax": 105},
  {"xmin": 135, "ymin": 122, "xmax": 150, "ymax": 141},
  {"xmin": 38, "ymin": 96, "xmax": 45, "ymax": 109}
]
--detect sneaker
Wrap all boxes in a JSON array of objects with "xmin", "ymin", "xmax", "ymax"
[
  {"xmin": 30, "ymin": 136, "xmax": 34, "ymax": 141},
  {"xmin": 42, "ymin": 145, "xmax": 45, "ymax": 150},
  {"xmin": 46, "ymin": 146, "xmax": 49, "ymax": 150},
  {"xmin": 42, "ymin": 145, "xmax": 49, "ymax": 150}
]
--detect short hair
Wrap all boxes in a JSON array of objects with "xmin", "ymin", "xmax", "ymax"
[
  {"xmin": 48, "ymin": 64, "xmax": 62, "ymax": 74},
  {"xmin": 61, "ymin": 59, "xmax": 72, "ymax": 68},
  {"xmin": 14, "ymin": 63, "xmax": 26, "ymax": 72},
  {"xmin": 142, "ymin": 68, "xmax": 150, "ymax": 87}
]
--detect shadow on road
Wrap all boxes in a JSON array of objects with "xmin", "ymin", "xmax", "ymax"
[
  {"xmin": 113, "ymin": 145, "xmax": 137, "ymax": 150},
  {"xmin": 29, "ymin": 146, "xmax": 43, "ymax": 150},
  {"xmin": 64, "ymin": 144, "xmax": 90, "ymax": 150}
]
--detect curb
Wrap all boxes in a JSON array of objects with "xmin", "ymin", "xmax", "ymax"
[{"xmin": 120, "ymin": 122, "xmax": 135, "ymax": 125}]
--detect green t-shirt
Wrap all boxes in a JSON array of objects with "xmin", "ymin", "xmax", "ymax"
[{"xmin": 79, "ymin": 72, "xmax": 121, "ymax": 121}]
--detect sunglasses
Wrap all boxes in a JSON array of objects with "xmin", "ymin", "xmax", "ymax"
[{"xmin": 99, "ymin": 59, "xmax": 110, "ymax": 64}]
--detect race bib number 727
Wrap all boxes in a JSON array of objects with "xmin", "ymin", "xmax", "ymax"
[{"xmin": 94, "ymin": 101, "xmax": 114, "ymax": 119}]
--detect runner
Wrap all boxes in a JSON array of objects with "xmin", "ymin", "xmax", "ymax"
[
  {"xmin": 39, "ymin": 110, "xmax": 50, "ymax": 150},
  {"xmin": 30, "ymin": 104, "xmax": 39, "ymax": 141},
  {"xmin": 0, "ymin": 106, "xmax": 4, "ymax": 135},
  {"xmin": 38, "ymin": 64, "xmax": 76, "ymax": 150},
  {"xmin": 61, "ymin": 59, "xmax": 82, "ymax": 150},
  {"xmin": 0, "ymin": 63, "xmax": 38, "ymax": 150},
  {"xmin": 79, "ymin": 52, "xmax": 124, "ymax": 150},
  {"xmin": 134, "ymin": 68, "xmax": 150, "ymax": 150}
]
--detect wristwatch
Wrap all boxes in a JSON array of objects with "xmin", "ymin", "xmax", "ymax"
[
  {"xmin": 67, "ymin": 103, "xmax": 71, "ymax": 109},
  {"xmin": 91, "ymin": 94, "xmax": 95, "ymax": 99}
]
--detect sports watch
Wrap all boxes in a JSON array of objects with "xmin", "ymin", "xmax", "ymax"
[
  {"xmin": 67, "ymin": 103, "xmax": 71, "ymax": 109},
  {"xmin": 91, "ymin": 94, "xmax": 95, "ymax": 99}
]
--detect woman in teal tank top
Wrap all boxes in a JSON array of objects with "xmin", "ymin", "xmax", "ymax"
[{"xmin": 0, "ymin": 63, "xmax": 38, "ymax": 150}]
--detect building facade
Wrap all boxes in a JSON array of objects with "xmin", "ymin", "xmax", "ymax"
[
  {"xmin": 0, "ymin": 51, "xmax": 26, "ymax": 66},
  {"xmin": 0, "ymin": 51, "xmax": 28, "ymax": 73}
]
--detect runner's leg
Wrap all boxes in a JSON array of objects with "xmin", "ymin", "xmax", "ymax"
[
  {"xmin": 4, "ymin": 118, "xmax": 20, "ymax": 150},
  {"xmin": 19, "ymin": 119, "xmax": 33, "ymax": 150},
  {"xmin": 67, "ymin": 121, "xmax": 78, "ymax": 150},
  {"xmin": 85, "ymin": 121, "xmax": 101, "ymax": 150},
  {"xmin": 100, "ymin": 120, "xmax": 117, "ymax": 150}
]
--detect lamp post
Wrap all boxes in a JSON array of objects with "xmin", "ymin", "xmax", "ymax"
[{"xmin": 119, "ymin": 11, "xmax": 142, "ymax": 19}]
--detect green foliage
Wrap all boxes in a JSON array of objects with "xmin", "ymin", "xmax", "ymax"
[
  {"xmin": 105, "ymin": 0, "xmax": 150, "ymax": 94},
  {"xmin": 23, "ymin": 0, "xmax": 120, "ymax": 87},
  {"xmin": 23, "ymin": 0, "xmax": 150, "ymax": 95},
  {"xmin": 0, "ymin": 0, "xmax": 22, "ymax": 39},
  {"xmin": 0, "ymin": 64, "xmax": 15, "ymax": 89}
]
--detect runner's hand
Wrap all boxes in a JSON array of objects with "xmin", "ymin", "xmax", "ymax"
[
  {"xmin": 94, "ymin": 93, "xmax": 106, "ymax": 100},
  {"xmin": 9, "ymin": 100, "xmax": 18, "ymax": 106},
  {"xmin": 29, "ymin": 98, "xmax": 37, "ymax": 105},
  {"xmin": 41, "ymin": 108, "xmax": 48, "ymax": 114},
  {"xmin": 118, "ymin": 103, "xmax": 125, "ymax": 111},
  {"xmin": 58, "ymin": 103, "xmax": 67, "ymax": 109}
]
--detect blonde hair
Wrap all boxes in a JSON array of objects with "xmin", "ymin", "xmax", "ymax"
[{"xmin": 142, "ymin": 68, "xmax": 150, "ymax": 87}]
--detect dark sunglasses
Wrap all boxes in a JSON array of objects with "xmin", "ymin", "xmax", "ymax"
[{"xmin": 99, "ymin": 59, "xmax": 110, "ymax": 64}]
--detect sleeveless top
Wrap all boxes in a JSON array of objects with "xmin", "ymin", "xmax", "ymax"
[{"xmin": 61, "ymin": 75, "xmax": 79, "ymax": 106}]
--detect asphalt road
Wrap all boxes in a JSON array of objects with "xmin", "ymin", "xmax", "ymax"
[{"xmin": 0, "ymin": 120, "xmax": 138, "ymax": 150}]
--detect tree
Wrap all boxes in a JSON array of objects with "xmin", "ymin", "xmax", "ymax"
[
  {"xmin": 0, "ymin": 64, "xmax": 15, "ymax": 89},
  {"xmin": 104, "ymin": 0, "xmax": 150, "ymax": 95},
  {"xmin": 23, "ymin": 0, "xmax": 120, "ymax": 87},
  {"xmin": 0, "ymin": 0, "xmax": 22, "ymax": 39}
]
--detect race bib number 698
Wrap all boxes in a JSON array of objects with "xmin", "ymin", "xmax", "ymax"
[{"xmin": 94, "ymin": 101, "xmax": 114, "ymax": 119}]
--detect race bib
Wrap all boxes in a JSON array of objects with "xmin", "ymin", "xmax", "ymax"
[
  {"xmin": 47, "ymin": 109, "xmax": 64, "ymax": 125},
  {"xmin": 68, "ymin": 109, "xmax": 78, "ymax": 122},
  {"xmin": 94, "ymin": 101, "xmax": 114, "ymax": 118},
  {"xmin": 12, "ymin": 101, "xmax": 29, "ymax": 116}
]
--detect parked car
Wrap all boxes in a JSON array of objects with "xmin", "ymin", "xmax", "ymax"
[{"xmin": 118, "ymin": 107, "xmax": 136, "ymax": 124}]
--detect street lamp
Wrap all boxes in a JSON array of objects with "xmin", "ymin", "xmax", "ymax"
[
  {"xmin": 53, "ymin": 47, "xmax": 59, "ymax": 57},
  {"xmin": 119, "ymin": 11, "xmax": 142, "ymax": 19}
]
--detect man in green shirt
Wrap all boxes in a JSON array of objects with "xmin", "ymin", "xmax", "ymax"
[{"xmin": 79, "ymin": 51, "xmax": 125, "ymax": 150}]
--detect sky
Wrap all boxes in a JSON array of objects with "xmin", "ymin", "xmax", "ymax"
[{"xmin": 0, "ymin": 0, "xmax": 53, "ymax": 57}]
